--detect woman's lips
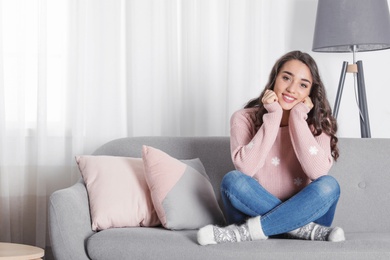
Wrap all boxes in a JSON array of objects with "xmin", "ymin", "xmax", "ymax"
[{"xmin": 282, "ymin": 94, "xmax": 296, "ymax": 103}]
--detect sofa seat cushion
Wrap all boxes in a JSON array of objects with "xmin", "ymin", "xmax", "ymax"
[{"xmin": 86, "ymin": 228, "xmax": 390, "ymax": 260}]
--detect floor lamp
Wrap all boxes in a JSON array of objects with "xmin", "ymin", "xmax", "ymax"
[{"xmin": 312, "ymin": 0, "xmax": 390, "ymax": 138}]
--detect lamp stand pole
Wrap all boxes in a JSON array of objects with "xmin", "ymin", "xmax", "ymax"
[{"xmin": 332, "ymin": 59, "xmax": 371, "ymax": 138}]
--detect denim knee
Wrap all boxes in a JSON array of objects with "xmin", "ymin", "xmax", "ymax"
[
  {"xmin": 221, "ymin": 170, "xmax": 245, "ymax": 192},
  {"xmin": 313, "ymin": 175, "xmax": 341, "ymax": 199}
]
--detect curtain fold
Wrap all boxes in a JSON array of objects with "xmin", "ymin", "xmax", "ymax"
[{"xmin": 0, "ymin": 0, "xmax": 287, "ymax": 252}]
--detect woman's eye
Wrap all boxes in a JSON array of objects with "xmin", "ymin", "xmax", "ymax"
[
  {"xmin": 283, "ymin": 76, "xmax": 290, "ymax": 81},
  {"xmin": 301, "ymin": 84, "xmax": 307, "ymax": 88}
]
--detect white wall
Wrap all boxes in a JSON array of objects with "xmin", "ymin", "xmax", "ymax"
[{"xmin": 284, "ymin": 0, "xmax": 390, "ymax": 138}]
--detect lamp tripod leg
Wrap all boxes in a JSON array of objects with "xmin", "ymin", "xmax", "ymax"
[
  {"xmin": 356, "ymin": 61, "xmax": 371, "ymax": 138},
  {"xmin": 333, "ymin": 61, "xmax": 349, "ymax": 118}
]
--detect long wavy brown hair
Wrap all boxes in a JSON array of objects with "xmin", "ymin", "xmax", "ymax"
[{"xmin": 245, "ymin": 50, "xmax": 339, "ymax": 160}]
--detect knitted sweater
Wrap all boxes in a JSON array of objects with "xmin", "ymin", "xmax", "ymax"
[{"xmin": 230, "ymin": 102, "xmax": 333, "ymax": 201}]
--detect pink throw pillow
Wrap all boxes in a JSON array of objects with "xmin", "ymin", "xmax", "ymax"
[{"xmin": 142, "ymin": 146, "xmax": 225, "ymax": 230}]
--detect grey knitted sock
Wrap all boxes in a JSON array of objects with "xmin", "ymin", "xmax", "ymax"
[
  {"xmin": 212, "ymin": 224, "xmax": 252, "ymax": 243},
  {"xmin": 287, "ymin": 222, "xmax": 345, "ymax": 242},
  {"xmin": 197, "ymin": 216, "xmax": 267, "ymax": 245}
]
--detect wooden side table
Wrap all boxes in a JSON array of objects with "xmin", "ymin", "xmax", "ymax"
[{"xmin": 0, "ymin": 242, "xmax": 44, "ymax": 260}]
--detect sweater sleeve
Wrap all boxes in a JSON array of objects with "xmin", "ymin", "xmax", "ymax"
[
  {"xmin": 230, "ymin": 103, "xmax": 283, "ymax": 176},
  {"xmin": 288, "ymin": 103, "xmax": 333, "ymax": 180}
]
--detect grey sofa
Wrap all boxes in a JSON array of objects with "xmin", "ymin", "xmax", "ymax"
[{"xmin": 49, "ymin": 136, "xmax": 390, "ymax": 260}]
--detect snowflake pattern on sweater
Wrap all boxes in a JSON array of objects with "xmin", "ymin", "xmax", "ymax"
[
  {"xmin": 294, "ymin": 177, "xmax": 303, "ymax": 186},
  {"xmin": 309, "ymin": 146, "xmax": 319, "ymax": 155},
  {"xmin": 271, "ymin": 157, "xmax": 280, "ymax": 166}
]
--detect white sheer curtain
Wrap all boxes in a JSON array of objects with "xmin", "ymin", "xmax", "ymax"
[{"xmin": 0, "ymin": 0, "xmax": 290, "ymax": 253}]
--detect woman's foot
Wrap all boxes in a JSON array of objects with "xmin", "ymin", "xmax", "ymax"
[
  {"xmin": 197, "ymin": 216, "xmax": 267, "ymax": 245},
  {"xmin": 287, "ymin": 222, "xmax": 345, "ymax": 242}
]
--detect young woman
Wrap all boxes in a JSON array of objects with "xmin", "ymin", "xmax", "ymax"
[{"xmin": 198, "ymin": 51, "xmax": 344, "ymax": 245}]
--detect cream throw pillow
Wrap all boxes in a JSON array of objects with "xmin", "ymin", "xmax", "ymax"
[{"xmin": 76, "ymin": 155, "xmax": 160, "ymax": 231}]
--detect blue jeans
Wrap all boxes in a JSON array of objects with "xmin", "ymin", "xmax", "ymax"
[{"xmin": 220, "ymin": 170, "xmax": 340, "ymax": 237}]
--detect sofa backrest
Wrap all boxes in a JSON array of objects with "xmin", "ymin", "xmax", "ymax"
[
  {"xmin": 329, "ymin": 138, "xmax": 390, "ymax": 233},
  {"xmin": 93, "ymin": 136, "xmax": 390, "ymax": 233}
]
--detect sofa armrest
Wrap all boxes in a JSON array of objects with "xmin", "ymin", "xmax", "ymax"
[{"xmin": 49, "ymin": 180, "xmax": 94, "ymax": 260}]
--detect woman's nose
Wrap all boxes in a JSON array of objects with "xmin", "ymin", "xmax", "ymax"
[{"xmin": 286, "ymin": 83, "xmax": 296, "ymax": 93}]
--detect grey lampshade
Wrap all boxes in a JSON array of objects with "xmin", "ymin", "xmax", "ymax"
[{"xmin": 313, "ymin": 0, "xmax": 390, "ymax": 52}]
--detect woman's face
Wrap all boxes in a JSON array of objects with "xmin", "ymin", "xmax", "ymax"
[{"xmin": 273, "ymin": 59, "xmax": 313, "ymax": 111}]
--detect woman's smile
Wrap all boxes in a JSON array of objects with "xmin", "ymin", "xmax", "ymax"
[{"xmin": 282, "ymin": 93, "xmax": 296, "ymax": 103}]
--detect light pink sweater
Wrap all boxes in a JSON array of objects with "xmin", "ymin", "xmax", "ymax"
[{"xmin": 230, "ymin": 102, "xmax": 333, "ymax": 201}]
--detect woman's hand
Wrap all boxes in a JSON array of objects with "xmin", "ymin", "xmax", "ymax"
[
  {"xmin": 262, "ymin": 90, "xmax": 278, "ymax": 105},
  {"xmin": 302, "ymin": 96, "xmax": 314, "ymax": 110}
]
